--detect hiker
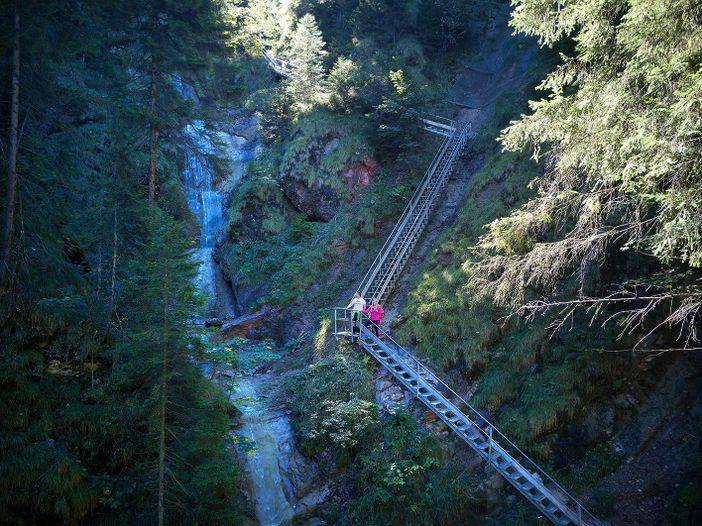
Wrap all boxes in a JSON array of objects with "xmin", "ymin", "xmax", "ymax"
[
  {"xmin": 346, "ymin": 292, "xmax": 366, "ymax": 338},
  {"xmin": 363, "ymin": 298, "xmax": 384, "ymax": 337}
]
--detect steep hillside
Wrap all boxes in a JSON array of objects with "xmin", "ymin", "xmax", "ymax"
[
  {"xmin": 3, "ymin": 0, "xmax": 699, "ymax": 525},
  {"xmin": 218, "ymin": 0, "xmax": 702, "ymax": 525}
]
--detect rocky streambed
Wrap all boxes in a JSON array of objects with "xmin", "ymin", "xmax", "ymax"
[{"xmin": 181, "ymin": 99, "xmax": 328, "ymax": 525}]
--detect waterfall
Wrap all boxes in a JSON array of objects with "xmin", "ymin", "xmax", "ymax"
[
  {"xmin": 180, "ymin": 99, "xmax": 299, "ymax": 525},
  {"xmin": 181, "ymin": 121, "xmax": 222, "ymax": 312}
]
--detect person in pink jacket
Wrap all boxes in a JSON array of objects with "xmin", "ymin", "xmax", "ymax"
[{"xmin": 363, "ymin": 298, "xmax": 384, "ymax": 337}]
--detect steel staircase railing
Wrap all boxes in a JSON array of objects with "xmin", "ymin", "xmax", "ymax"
[
  {"xmin": 358, "ymin": 124, "xmax": 469, "ymax": 304},
  {"xmin": 332, "ymin": 309, "xmax": 603, "ymax": 526},
  {"xmin": 262, "ymin": 48, "xmax": 296, "ymax": 78}
]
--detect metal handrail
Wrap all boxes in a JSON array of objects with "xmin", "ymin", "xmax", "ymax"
[
  {"xmin": 408, "ymin": 109, "xmax": 456, "ymax": 129},
  {"xmin": 357, "ymin": 134, "xmax": 450, "ymax": 297},
  {"xmin": 357, "ymin": 126, "xmax": 466, "ymax": 298},
  {"xmin": 371, "ymin": 135, "xmax": 460, "ymax": 300},
  {"xmin": 364, "ymin": 125, "xmax": 469, "ymax": 301},
  {"xmin": 332, "ymin": 308, "xmax": 600, "ymax": 525}
]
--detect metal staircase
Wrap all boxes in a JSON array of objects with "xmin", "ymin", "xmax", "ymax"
[
  {"xmin": 332, "ymin": 313, "xmax": 601, "ymax": 526},
  {"xmin": 357, "ymin": 123, "xmax": 469, "ymax": 305},
  {"xmin": 331, "ymin": 116, "xmax": 602, "ymax": 524}
]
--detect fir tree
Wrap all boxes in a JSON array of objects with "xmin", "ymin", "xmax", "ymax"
[
  {"xmin": 470, "ymin": 0, "xmax": 702, "ymax": 349},
  {"xmin": 286, "ymin": 13, "xmax": 328, "ymax": 111}
]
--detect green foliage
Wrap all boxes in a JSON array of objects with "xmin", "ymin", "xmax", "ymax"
[
  {"xmin": 308, "ymin": 395, "xmax": 379, "ymax": 450},
  {"xmin": 286, "ymin": 13, "xmax": 329, "ymax": 112},
  {"xmin": 0, "ymin": 0, "xmax": 243, "ymax": 523},
  {"xmin": 397, "ymin": 93, "xmax": 544, "ymax": 370},
  {"xmin": 471, "ymin": 0, "xmax": 702, "ymax": 329},
  {"xmin": 280, "ymin": 110, "xmax": 371, "ymax": 192},
  {"xmin": 560, "ymin": 443, "xmax": 621, "ymax": 491},
  {"xmin": 349, "ymin": 412, "xmax": 479, "ymax": 526},
  {"xmin": 283, "ymin": 352, "xmax": 376, "ymax": 456}
]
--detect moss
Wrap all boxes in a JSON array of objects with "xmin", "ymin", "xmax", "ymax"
[{"xmin": 280, "ymin": 109, "xmax": 372, "ymax": 193}]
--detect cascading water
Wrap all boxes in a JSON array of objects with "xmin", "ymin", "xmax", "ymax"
[
  {"xmin": 181, "ymin": 113, "xmax": 297, "ymax": 526},
  {"xmin": 182, "ymin": 121, "xmax": 222, "ymax": 310}
]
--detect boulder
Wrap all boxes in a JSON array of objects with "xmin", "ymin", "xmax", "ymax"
[
  {"xmin": 293, "ymin": 484, "xmax": 331, "ymax": 518},
  {"xmin": 281, "ymin": 177, "xmax": 339, "ymax": 222},
  {"xmin": 220, "ymin": 308, "xmax": 280, "ymax": 341},
  {"xmin": 281, "ymin": 134, "xmax": 378, "ymax": 222},
  {"xmin": 231, "ymin": 120, "xmax": 258, "ymax": 142}
]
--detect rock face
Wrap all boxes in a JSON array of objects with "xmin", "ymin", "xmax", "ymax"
[
  {"xmin": 220, "ymin": 308, "xmax": 280, "ymax": 341},
  {"xmin": 339, "ymin": 155, "xmax": 377, "ymax": 191},
  {"xmin": 281, "ymin": 134, "xmax": 377, "ymax": 222},
  {"xmin": 281, "ymin": 176, "xmax": 340, "ymax": 222},
  {"xmin": 275, "ymin": 419, "xmax": 331, "ymax": 518},
  {"xmin": 375, "ymin": 366, "xmax": 411, "ymax": 412}
]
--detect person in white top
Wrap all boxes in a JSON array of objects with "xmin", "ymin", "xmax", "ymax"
[{"xmin": 346, "ymin": 292, "xmax": 366, "ymax": 336}]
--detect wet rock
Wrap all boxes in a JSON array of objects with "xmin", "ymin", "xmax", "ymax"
[
  {"xmin": 274, "ymin": 415, "xmax": 330, "ymax": 518},
  {"xmin": 204, "ymin": 318, "xmax": 223, "ymax": 327},
  {"xmin": 231, "ymin": 120, "xmax": 258, "ymax": 142},
  {"xmin": 293, "ymin": 484, "xmax": 331, "ymax": 518}
]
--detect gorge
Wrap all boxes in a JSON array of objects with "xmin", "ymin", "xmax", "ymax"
[{"xmin": 2, "ymin": 1, "xmax": 701, "ymax": 525}]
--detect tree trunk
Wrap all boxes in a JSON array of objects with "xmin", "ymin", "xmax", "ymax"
[
  {"xmin": 102, "ymin": 210, "xmax": 118, "ymax": 341},
  {"xmin": 158, "ymin": 258, "xmax": 169, "ymax": 526},
  {"xmin": 148, "ymin": 57, "xmax": 158, "ymax": 208},
  {"xmin": 1, "ymin": 0, "xmax": 20, "ymax": 291}
]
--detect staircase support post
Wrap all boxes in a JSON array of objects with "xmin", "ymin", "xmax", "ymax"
[{"xmin": 488, "ymin": 427, "xmax": 493, "ymax": 466}]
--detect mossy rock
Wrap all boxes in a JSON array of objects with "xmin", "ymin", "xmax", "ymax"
[{"xmin": 280, "ymin": 110, "xmax": 374, "ymax": 221}]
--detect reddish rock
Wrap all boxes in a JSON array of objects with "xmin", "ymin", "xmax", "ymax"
[
  {"xmin": 220, "ymin": 309, "xmax": 280, "ymax": 341},
  {"xmin": 281, "ymin": 141, "xmax": 378, "ymax": 222},
  {"xmin": 339, "ymin": 155, "xmax": 378, "ymax": 194}
]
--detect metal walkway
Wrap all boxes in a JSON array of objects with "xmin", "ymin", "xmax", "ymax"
[
  {"xmin": 262, "ymin": 48, "xmax": 296, "ymax": 78},
  {"xmin": 357, "ymin": 122, "xmax": 469, "ymax": 305},
  {"xmin": 333, "ymin": 312, "xmax": 601, "ymax": 525}
]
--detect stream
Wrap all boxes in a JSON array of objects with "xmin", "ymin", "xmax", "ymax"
[
  {"xmin": 234, "ymin": 377, "xmax": 295, "ymax": 525},
  {"xmin": 181, "ymin": 109, "xmax": 298, "ymax": 525}
]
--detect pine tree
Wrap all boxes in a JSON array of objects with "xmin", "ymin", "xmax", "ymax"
[
  {"xmin": 286, "ymin": 13, "xmax": 328, "ymax": 111},
  {"xmin": 1, "ymin": 0, "xmax": 20, "ymax": 291},
  {"xmin": 0, "ymin": 0, "xmax": 242, "ymax": 522}
]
